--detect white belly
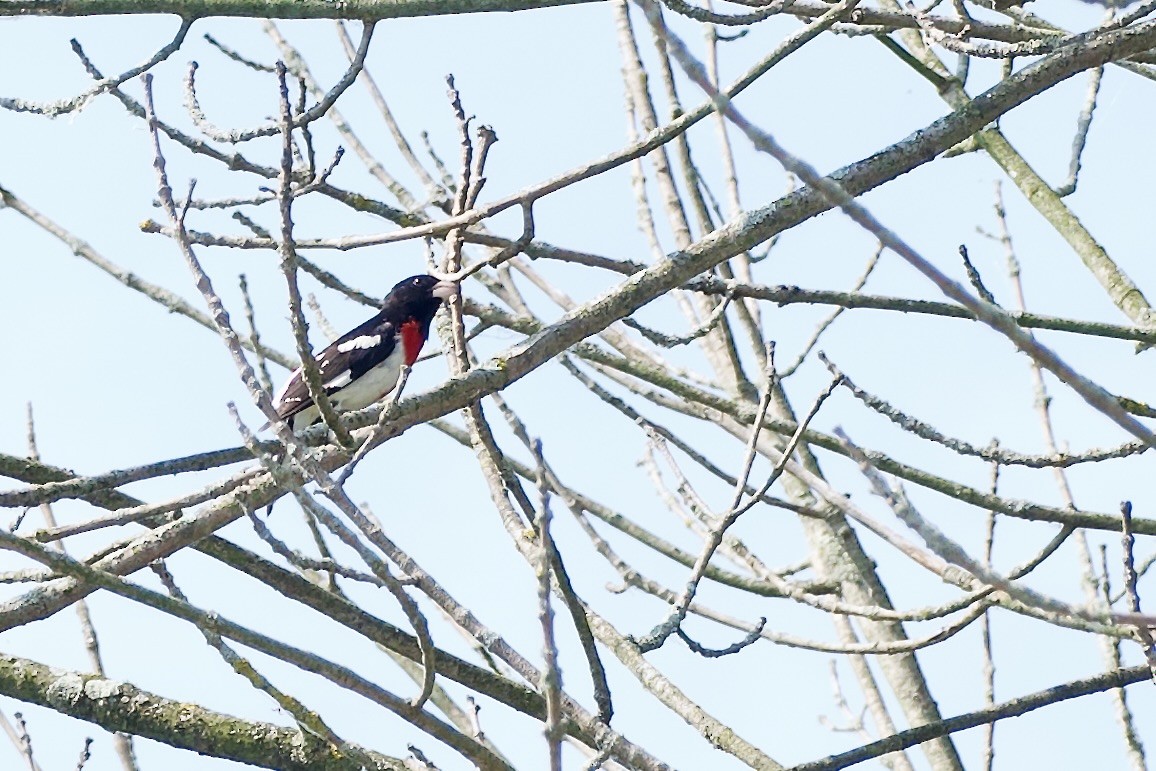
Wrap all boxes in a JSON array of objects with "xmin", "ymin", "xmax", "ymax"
[
  {"xmin": 292, "ymin": 356, "xmax": 402, "ymax": 430},
  {"xmin": 331, "ymin": 356, "xmax": 403, "ymax": 412}
]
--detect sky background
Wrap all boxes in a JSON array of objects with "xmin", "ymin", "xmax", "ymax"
[{"xmin": 3, "ymin": 1, "xmax": 1156, "ymax": 769}]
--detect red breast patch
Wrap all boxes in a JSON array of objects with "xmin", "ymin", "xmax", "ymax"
[{"xmin": 400, "ymin": 319, "xmax": 425, "ymax": 365}]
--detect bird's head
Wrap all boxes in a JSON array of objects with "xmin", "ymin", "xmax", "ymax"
[{"xmin": 382, "ymin": 274, "xmax": 458, "ymax": 322}]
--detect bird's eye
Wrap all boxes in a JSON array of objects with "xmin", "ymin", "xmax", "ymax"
[{"xmin": 413, "ymin": 278, "xmax": 421, "ymax": 286}]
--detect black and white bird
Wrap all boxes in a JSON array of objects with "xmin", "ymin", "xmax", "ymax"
[{"xmin": 272, "ymin": 274, "xmax": 457, "ymax": 431}]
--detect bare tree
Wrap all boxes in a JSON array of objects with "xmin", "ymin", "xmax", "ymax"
[{"xmin": 1, "ymin": 1, "xmax": 1155, "ymax": 769}]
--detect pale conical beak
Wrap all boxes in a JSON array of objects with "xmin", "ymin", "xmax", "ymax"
[{"xmin": 432, "ymin": 280, "xmax": 458, "ymax": 301}]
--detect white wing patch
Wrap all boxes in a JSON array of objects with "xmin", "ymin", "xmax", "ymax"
[
  {"xmin": 337, "ymin": 335, "xmax": 382, "ymax": 353},
  {"xmin": 323, "ymin": 370, "xmax": 353, "ymax": 390},
  {"xmin": 272, "ymin": 367, "xmax": 301, "ymax": 406}
]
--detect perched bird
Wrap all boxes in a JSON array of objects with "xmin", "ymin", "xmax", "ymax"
[{"xmin": 272, "ymin": 274, "xmax": 457, "ymax": 431}]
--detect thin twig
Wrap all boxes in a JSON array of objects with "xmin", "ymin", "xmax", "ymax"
[
  {"xmin": 1, "ymin": 21, "xmax": 192, "ymax": 115},
  {"xmin": 634, "ymin": 366, "xmax": 838, "ymax": 652},
  {"xmin": 183, "ymin": 23, "xmax": 375, "ymax": 143},
  {"xmin": 274, "ymin": 62, "xmax": 354, "ymax": 447},
  {"xmin": 529, "ymin": 439, "xmax": 564, "ymax": 771},
  {"xmin": 1055, "ymin": 65, "xmax": 1104, "ymax": 197}
]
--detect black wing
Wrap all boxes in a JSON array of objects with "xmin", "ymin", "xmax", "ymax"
[{"xmin": 273, "ymin": 314, "xmax": 399, "ymax": 422}]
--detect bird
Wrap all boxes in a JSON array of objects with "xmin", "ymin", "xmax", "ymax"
[{"xmin": 271, "ymin": 274, "xmax": 457, "ymax": 432}]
